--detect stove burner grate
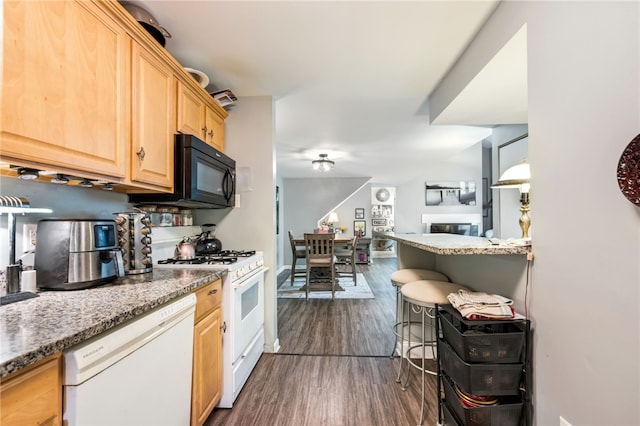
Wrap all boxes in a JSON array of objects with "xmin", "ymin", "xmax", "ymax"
[
  {"xmin": 217, "ymin": 250, "xmax": 255, "ymax": 257},
  {"xmin": 157, "ymin": 250, "xmax": 256, "ymax": 266}
]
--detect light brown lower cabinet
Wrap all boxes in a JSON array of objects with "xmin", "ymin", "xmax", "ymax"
[
  {"xmin": 191, "ymin": 279, "xmax": 223, "ymax": 426},
  {"xmin": 0, "ymin": 353, "xmax": 62, "ymax": 426}
]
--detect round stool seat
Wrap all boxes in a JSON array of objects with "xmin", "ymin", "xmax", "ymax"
[
  {"xmin": 401, "ymin": 279, "xmax": 469, "ymax": 307},
  {"xmin": 390, "ymin": 268, "xmax": 449, "ymax": 286}
]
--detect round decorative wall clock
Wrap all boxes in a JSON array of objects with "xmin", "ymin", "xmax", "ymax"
[
  {"xmin": 375, "ymin": 188, "xmax": 390, "ymax": 203},
  {"xmin": 617, "ymin": 133, "xmax": 640, "ymax": 206}
]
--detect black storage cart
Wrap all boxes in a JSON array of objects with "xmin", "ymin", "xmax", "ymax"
[{"xmin": 436, "ymin": 304, "xmax": 532, "ymax": 426}]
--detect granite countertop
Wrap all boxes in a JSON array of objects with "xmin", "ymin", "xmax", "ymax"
[
  {"xmin": 0, "ymin": 269, "xmax": 226, "ymax": 378},
  {"xmin": 383, "ymin": 233, "xmax": 531, "ymax": 255}
]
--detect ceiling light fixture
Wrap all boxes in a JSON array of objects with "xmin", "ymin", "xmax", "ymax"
[
  {"xmin": 312, "ymin": 154, "xmax": 335, "ymax": 172},
  {"xmin": 17, "ymin": 168, "xmax": 40, "ymax": 180}
]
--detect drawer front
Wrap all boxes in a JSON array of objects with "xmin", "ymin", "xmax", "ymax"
[{"xmin": 194, "ymin": 279, "xmax": 222, "ymax": 322}]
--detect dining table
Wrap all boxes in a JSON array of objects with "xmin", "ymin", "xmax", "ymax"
[
  {"xmin": 290, "ymin": 233, "xmax": 359, "ymax": 289},
  {"xmin": 291, "ymin": 233, "xmax": 356, "ymax": 246},
  {"xmin": 291, "ymin": 234, "xmax": 372, "ymax": 264}
]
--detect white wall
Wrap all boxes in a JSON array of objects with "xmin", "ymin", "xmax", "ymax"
[
  {"xmin": 195, "ymin": 96, "xmax": 279, "ymax": 352},
  {"xmin": 528, "ymin": 2, "xmax": 639, "ymax": 424},
  {"xmin": 276, "ymin": 175, "xmax": 284, "ymax": 272},
  {"xmin": 433, "ymin": 2, "xmax": 640, "ymax": 424}
]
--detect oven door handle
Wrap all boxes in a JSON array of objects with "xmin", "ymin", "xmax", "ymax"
[{"xmin": 232, "ymin": 267, "xmax": 265, "ymax": 289}]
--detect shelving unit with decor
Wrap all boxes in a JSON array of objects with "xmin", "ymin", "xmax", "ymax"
[
  {"xmin": 436, "ymin": 304, "xmax": 531, "ymax": 426},
  {"xmin": 334, "ymin": 238, "xmax": 371, "ymax": 264}
]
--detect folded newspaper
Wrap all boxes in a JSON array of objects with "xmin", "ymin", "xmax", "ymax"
[{"xmin": 447, "ymin": 289, "xmax": 514, "ymax": 319}]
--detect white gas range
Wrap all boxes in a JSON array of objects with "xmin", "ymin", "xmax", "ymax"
[{"xmin": 155, "ymin": 250, "xmax": 266, "ymax": 408}]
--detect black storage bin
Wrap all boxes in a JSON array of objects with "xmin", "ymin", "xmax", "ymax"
[
  {"xmin": 442, "ymin": 399, "xmax": 463, "ymax": 426},
  {"xmin": 442, "ymin": 373, "xmax": 523, "ymax": 426},
  {"xmin": 439, "ymin": 305, "xmax": 525, "ymax": 364},
  {"xmin": 439, "ymin": 339, "xmax": 523, "ymax": 396}
]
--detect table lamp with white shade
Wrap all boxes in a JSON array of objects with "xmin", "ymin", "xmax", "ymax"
[
  {"xmin": 327, "ymin": 211, "xmax": 339, "ymax": 232},
  {"xmin": 491, "ymin": 160, "xmax": 531, "ymax": 239}
]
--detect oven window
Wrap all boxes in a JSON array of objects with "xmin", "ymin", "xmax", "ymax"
[{"xmin": 241, "ymin": 283, "xmax": 259, "ymax": 320}]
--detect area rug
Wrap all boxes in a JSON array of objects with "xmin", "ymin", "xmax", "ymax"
[{"xmin": 277, "ymin": 273, "xmax": 374, "ymax": 299}]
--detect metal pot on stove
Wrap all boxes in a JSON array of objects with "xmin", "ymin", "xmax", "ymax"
[
  {"xmin": 195, "ymin": 224, "xmax": 222, "ymax": 255},
  {"xmin": 174, "ymin": 237, "xmax": 196, "ymax": 260}
]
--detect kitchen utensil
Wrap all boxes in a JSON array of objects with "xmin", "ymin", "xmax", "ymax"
[
  {"xmin": 195, "ymin": 224, "xmax": 222, "ymax": 255},
  {"xmin": 122, "ymin": 3, "xmax": 171, "ymax": 46},
  {"xmin": 175, "ymin": 237, "xmax": 196, "ymax": 260},
  {"xmin": 184, "ymin": 67, "xmax": 209, "ymax": 88}
]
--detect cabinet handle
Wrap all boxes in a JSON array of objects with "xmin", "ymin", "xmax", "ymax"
[
  {"xmin": 136, "ymin": 147, "xmax": 145, "ymax": 161},
  {"xmin": 202, "ymin": 125, "xmax": 208, "ymax": 134},
  {"xmin": 208, "ymin": 289, "xmax": 218, "ymax": 296},
  {"xmin": 221, "ymin": 321, "xmax": 227, "ymax": 333},
  {"xmin": 208, "ymin": 129, "xmax": 214, "ymax": 138}
]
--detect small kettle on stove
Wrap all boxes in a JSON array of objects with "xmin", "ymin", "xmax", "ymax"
[
  {"xmin": 195, "ymin": 224, "xmax": 222, "ymax": 255},
  {"xmin": 174, "ymin": 237, "xmax": 196, "ymax": 260}
]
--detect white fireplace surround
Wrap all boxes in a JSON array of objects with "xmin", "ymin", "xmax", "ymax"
[{"xmin": 421, "ymin": 213, "xmax": 483, "ymax": 236}]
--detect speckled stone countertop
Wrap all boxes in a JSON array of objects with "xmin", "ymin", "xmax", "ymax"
[
  {"xmin": 0, "ymin": 269, "xmax": 225, "ymax": 378},
  {"xmin": 383, "ymin": 233, "xmax": 531, "ymax": 255}
]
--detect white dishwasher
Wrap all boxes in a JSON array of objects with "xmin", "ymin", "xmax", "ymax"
[{"xmin": 63, "ymin": 294, "xmax": 196, "ymax": 426}]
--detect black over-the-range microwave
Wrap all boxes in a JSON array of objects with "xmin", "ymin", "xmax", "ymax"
[{"xmin": 129, "ymin": 134, "xmax": 236, "ymax": 209}]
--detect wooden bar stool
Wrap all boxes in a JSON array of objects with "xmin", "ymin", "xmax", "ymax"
[
  {"xmin": 399, "ymin": 279, "xmax": 470, "ymax": 426},
  {"xmin": 390, "ymin": 269, "xmax": 449, "ymax": 362}
]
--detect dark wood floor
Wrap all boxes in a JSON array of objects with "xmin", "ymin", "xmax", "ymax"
[{"xmin": 205, "ymin": 258, "xmax": 439, "ymax": 426}]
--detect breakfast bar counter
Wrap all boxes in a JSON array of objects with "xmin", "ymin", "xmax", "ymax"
[
  {"xmin": 383, "ymin": 233, "xmax": 532, "ymax": 310},
  {"xmin": 383, "ymin": 233, "xmax": 530, "ymax": 256},
  {"xmin": 0, "ymin": 269, "xmax": 226, "ymax": 378}
]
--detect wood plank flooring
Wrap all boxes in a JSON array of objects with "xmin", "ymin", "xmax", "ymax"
[{"xmin": 205, "ymin": 258, "xmax": 439, "ymax": 426}]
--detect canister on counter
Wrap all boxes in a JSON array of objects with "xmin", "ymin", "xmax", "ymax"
[
  {"xmin": 158, "ymin": 208, "xmax": 172, "ymax": 227},
  {"xmin": 168, "ymin": 207, "xmax": 181, "ymax": 226},
  {"xmin": 180, "ymin": 209, "xmax": 193, "ymax": 226}
]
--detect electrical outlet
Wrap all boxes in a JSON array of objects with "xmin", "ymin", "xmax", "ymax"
[
  {"xmin": 23, "ymin": 224, "xmax": 37, "ymax": 251},
  {"xmin": 559, "ymin": 416, "xmax": 572, "ymax": 426}
]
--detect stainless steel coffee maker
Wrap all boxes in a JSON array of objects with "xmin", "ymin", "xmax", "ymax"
[{"xmin": 35, "ymin": 219, "xmax": 125, "ymax": 290}]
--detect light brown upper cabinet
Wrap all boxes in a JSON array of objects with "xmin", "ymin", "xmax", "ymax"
[
  {"xmin": 131, "ymin": 41, "xmax": 175, "ymax": 190},
  {"xmin": 1, "ymin": 0, "xmax": 128, "ymax": 179},
  {"xmin": 177, "ymin": 82, "xmax": 227, "ymax": 152},
  {"xmin": 2, "ymin": 0, "xmax": 225, "ymax": 193}
]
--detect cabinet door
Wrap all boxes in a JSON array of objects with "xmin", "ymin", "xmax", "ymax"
[
  {"xmin": 177, "ymin": 82, "xmax": 206, "ymax": 139},
  {"xmin": 1, "ymin": 1, "xmax": 128, "ymax": 178},
  {"xmin": 204, "ymin": 106, "xmax": 225, "ymax": 152},
  {"xmin": 0, "ymin": 353, "xmax": 62, "ymax": 426},
  {"xmin": 131, "ymin": 42, "xmax": 175, "ymax": 191},
  {"xmin": 191, "ymin": 308, "xmax": 222, "ymax": 426}
]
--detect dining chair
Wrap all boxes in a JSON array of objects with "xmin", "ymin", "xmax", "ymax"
[
  {"xmin": 303, "ymin": 233, "xmax": 336, "ymax": 300},
  {"xmin": 288, "ymin": 230, "xmax": 307, "ymax": 285},
  {"xmin": 335, "ymin": 234, "xmax": 358, "ymax": 285}
]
